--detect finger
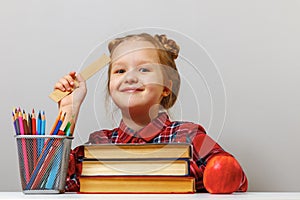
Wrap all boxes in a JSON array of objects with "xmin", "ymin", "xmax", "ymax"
[
  {"xmin": 63, "ymin": 74, "xmax": 77, "ymax": 88},
  {"xmin": 75, "ymin": 73, "xmax": 87, "ymax": 89},
  {"xmin": 54, "ymin": 82, "xmax": 66, "ymax": 92},
  {"xmin": 69, "ymin": 71, "xmax": 76, "ymax": 79},
  {"xmin": 76, "ymin": 73, "xmax": 85, "ymax": 82},
  {"xmin": 59, "ymin": 77, "xmax": 73, "ymax": 91},
  {"xmin": 66, "ymin": 71, "xmax": 77, "ymax": 86}
]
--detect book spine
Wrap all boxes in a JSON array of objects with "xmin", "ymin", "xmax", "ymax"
[
  {"xmin": 81, "ymin": 158, "xmax": 191, "ymax": 177},
  {"xmin": 82, "ymin": 157, "xmax": 191, "ymax": 161}
]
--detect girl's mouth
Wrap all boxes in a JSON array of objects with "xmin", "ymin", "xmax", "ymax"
[{"xmin": 120, "ymin": 87, "xmax": 144, "ymax": 93}]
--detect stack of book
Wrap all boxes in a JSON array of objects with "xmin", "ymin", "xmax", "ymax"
[{"xmin": 79, "ymin": 143, "xmax": 195, "ymax": 193}]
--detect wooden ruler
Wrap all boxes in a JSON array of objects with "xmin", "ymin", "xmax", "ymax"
[{"xmin": 49, "ymin": 54, "xmax": 111, "ymax": 102}]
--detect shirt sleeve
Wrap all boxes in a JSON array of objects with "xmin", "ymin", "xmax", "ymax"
[
  {"xmin": 87, "ymin": 129, "xmax": 113, "ymax": 144},
  {"xmin": 174, "ymin": 122, "xmax": 248, "ymax": 192},
  {"xmin": 65, "ymin": 145, "xmax": 84, "ymax": 192}
]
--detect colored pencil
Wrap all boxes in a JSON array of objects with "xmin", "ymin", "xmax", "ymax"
[
  {"xmin": 50, "ymin": 111, "xmax": 62, "ymax": 134},
  {"xmin": 53, "ymin": 112, "xmax": 65, "ymax": 135},
  {"xmin": 31, "ymin": 109, "xmax": 38, "ymax": 167},
  {"xmin": 18, "ymin": 108, "xmax": 25, "ymax": 135},
  {"xmin": 23, "ymin": 110, "xmax": 29, "ymax": 135},
  {"xmin": 41, "ymin": 111, "xmax": 46, "ymax": 135},
  {"xmin": 64, "ymin": 122, "xmax": 72, "ymax": 136},
  {"xmin": 37, "ymin": 111, "xmax": 42, "ymax": 156},
  {"xmin": 23, "ymin": 110, "xmax": 34, "ymax": 176},
  {"xmin": 27, "ymin": 113, "xmax": 32, "ymax": 135},
  {"xmin": 40, "ymin": 111, "xmax": 46, "ymax": 159},
  {"xmin": 45, "ymin": 122, "xmax": 71, "ymax": 188},
  {"xmin": 45, "ymin": 141, "xmax": 63, "ymax": 189},
  {"xmin": 31, "ymin": 109, "xmax": 36, "ymax": 134},
  {"xmin": 37, "ymin": 111, "xmax": 42, "ymax": 135},
  {"xmin": 17, "ymin": 108, "xmax": 30, "ymax": 184},
  {"xmin": 12, "ymin": 112, "xmax": 19, "ymax": 135},
  {"xmin": 12, "ymin": 109, "xmax": 18, "ymax": 134}
]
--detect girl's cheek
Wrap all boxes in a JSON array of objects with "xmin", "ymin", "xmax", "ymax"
[
  {"xmin": 144, "ymin": 77, "xmax": 164, "ymax": 86},
  {"xmin": 108, "ymin": 79, "xmax": 114, "ymax": 92},
  {"xmin": 109, "ymin": 83, "xmax": 115, "ymax": 92}
]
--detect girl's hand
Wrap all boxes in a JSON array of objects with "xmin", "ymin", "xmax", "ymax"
[{"xmin": 54, "ymin": 71, "xmax": 87, "ymax": 110}]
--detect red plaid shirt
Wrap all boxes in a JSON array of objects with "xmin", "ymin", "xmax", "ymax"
[{"xmin": 65, "ymin": 112, "xmax": 248, "ymax": 192}]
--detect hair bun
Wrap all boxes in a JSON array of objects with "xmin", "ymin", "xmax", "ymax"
[{"xmin": 154, "ymin": 34, "xmax": 180, "ymax": 59}]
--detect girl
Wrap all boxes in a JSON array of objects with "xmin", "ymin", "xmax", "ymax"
[{"xmin": 54, "ymin": 33, "xmax": 248, "ymax": 193}]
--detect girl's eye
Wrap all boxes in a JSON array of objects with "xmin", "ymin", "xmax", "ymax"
[
  {"xmin": 139, "ymin": 67, "xmax": 150, "ymax": 72},
  {"xmin": 115, "ymin": 69, "xmax": 126, "ymax": 74}
]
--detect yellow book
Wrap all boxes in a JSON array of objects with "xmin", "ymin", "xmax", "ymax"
[
  {"xmin": 79, "ymin": 176, "xmax": 195, "ymax": 193},
  {"xmin": 81, "ymin": 159, "xmax": 190, "ymax": 176},
  {"xmin": 83, "ymin": 143, "xmax": 192, "ymax": 160}
]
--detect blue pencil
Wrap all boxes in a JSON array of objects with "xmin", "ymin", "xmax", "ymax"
[
  {"xmin": 45, "ymin": 119, "xmax": 69, "ymax": 189},
  {"xmin": 41, "ymin": 111, "xmax": 46, "ymax": 135},
  {"xmin": 45, "ymin": 145, "xmax": 63, "ymax": 189},
  {"xmin": 12, "ymin": 112, "xmax": 19, "ymax": 135},
  {"xmin": 40, "ymin": 111, "xmax": 46, "ymax": 157},
  {"xmin": 53, "ymin": 112, "xmax": 65, "ymax": 135}
]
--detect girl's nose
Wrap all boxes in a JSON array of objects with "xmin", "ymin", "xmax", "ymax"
[{"xmin": 124, "ymin": 69, "xmax": 138, "ymax": 84}]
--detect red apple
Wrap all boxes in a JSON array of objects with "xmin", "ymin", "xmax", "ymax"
[{"xmin": 203, "ymin": 155, "xmax": 243, "ymax": 194}]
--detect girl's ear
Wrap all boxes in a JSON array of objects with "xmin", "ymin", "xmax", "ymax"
[{"xmin": 162, "ymin": 80, "xmax": 173, "ymax": 97}]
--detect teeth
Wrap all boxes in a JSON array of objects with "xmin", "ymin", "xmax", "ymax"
[{"xmin": 121, "ymin": 88, "xmax": 143, "ymax": 92}]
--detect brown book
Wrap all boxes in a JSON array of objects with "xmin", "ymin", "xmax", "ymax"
[
  {"xmin": 79, "ymin": 176, "xmax": 195, "ymax": 193},
  {"xmin": 83, "ymin": 143, "xmax": 192, "ymax": 160},
  {"xmin": 81, "ymin": 159, "xmax": 190, "ymax": 176}
]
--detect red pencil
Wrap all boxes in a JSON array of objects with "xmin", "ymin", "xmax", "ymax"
[{"xmin": 31, "ymin": 109, "xmax": 37, "ymax": 167}]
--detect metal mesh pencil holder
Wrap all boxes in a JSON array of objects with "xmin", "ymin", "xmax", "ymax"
[{"xmin": 15, "ymin": 135, "xmax": 73, "ymax": 194}]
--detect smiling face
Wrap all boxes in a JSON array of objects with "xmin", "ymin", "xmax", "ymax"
[{"xmin": 109, "ymin": 40, "xmax": 170, "ymax": 115}]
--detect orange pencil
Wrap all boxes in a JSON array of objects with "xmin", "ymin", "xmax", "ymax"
[
  {"xmin": 50, "ymin": 111, "xmax": 62, "ymax": 134},
  {"xmin": 52, "ymin": 112, "xmax": 66, "ymax": 135}
]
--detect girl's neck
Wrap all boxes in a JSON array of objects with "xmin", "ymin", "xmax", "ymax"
[{"xmin": 121, "ymin": 106, "xmax": 161, "ymax": 132}]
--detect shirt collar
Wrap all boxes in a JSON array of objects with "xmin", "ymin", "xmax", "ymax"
[{"xmin": 118, "ymin": 112, "xmax": 170, "ymax": 142}]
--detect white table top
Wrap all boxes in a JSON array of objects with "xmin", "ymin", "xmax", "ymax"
[{"xmin": 0, "ymin": 192, "xmax": 300, "ymax": 200}]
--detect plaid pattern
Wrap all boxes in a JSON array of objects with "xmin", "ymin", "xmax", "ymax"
[{"xmin": 65, "ymin": 112, "xmax": 247, "ymax": 192}]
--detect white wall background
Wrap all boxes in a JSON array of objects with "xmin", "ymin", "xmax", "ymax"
[{"xmin": 1, "ymin": 0, "xmax": 300, "ymax": 192}]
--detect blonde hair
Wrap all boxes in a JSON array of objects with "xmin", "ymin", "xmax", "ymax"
[{"xmin": 107, "ymin": 33, "xmax": 180, "ymax": 109}]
